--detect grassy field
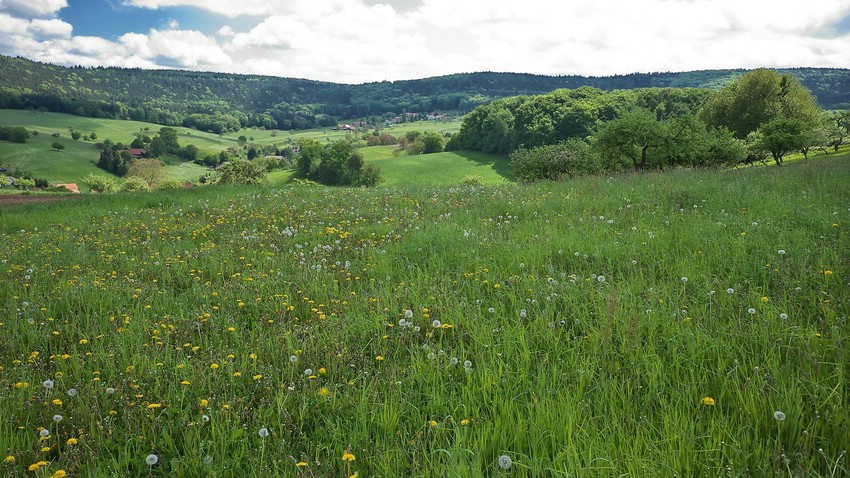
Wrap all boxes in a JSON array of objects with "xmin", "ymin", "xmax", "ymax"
[
  {"xmin": 0, "ymin": 110, "xmax": 464, "ymax": 187},
  {"xmin": 363, "ymin": 147, "xmax": 510, "ymax": 186},
  {"xmin": 0, "ymin": 153, "xmax": 847, "ymax": 477}
]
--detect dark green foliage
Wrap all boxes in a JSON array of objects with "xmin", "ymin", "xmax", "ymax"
[
  {"xmin": 511, "ymin": 139, "xmax": 601, "ymax": 182},
  {"xmin": 0, "ymin": 126, "xmax": 30, "ymax": 143},
  {"xmin": 749, "ymin": 118, "xmax": 810, "ymax": 165},
  {"xmin": 71, "ymin": 130, "xmax": 81, "ymax": 140},
  {"xmin": 51, "ymin": 141, "xmax": 64, "ymax": 151},
  {"xmin": 297, "ymin": 139, "xmax": 380, "ymax": 186},
  {"xmin": 1, "ymin": 56, "xmax": 846, "ymax": 133}
]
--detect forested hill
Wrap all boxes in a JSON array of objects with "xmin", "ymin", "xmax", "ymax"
[{"xmin": 1, "ymin": 55, "xmax": 848, "ymax": 132}]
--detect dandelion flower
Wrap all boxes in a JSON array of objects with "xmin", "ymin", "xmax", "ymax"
[
  {"xmin": 404, "ymin": 309, "xmax": 414, "ymax": 319},
  {"xmin": 824, "ymin": 270, "xmax": 833, "ymax": 276},
  {"xmin": 342, "ymin": 451, "xmax": 355, "ymax": 462},
  {"xmin": 43, "ymin": 379, "xmax": 54, "ymax": 389},
  {"xmin": 747, "ymin": 308, "xmax": 756, "ymax": 315},
  {"xmin": 106, "ymin": 387, "xmax": 115, "ymax": 394},
  {"xmin": 700, "ymin": 397, "xmax": 715, "ymax": 406},
  {"xmin": 774, "ymin": 411, "xmax": 786, "ymax": 422},
  {"xmin": 460, "ymin": 419, "xmax": 470, "ymax": 426},
  {"xmin": 258, "ymin": 427, "xmax": 269, "ymax": 438},
  {"xmin": 67, "ymin": 388, "xmax": 77, "ymax": 397},
  {"xmin": 146, "ymin": 454, "xmax": 158, "ymax": 465},
  {"xmin": 681, "ymin": 277, "xmax": 688, "ymax": 283},
  {"xmin": 39, "ymin": 429, "xmax": 50, "ymax": 437},
  {"xmin": 432, "ymin": 319, "xmax": 442, "ymax": 328},
  {"xmin": 597, "ymin": 275, "xmax": 606, "ymax": 283},
  {"xmin": 296, "ymin": 461, "xmax": 308, "ymax": 467},
  {"xmin": 780, "ymin": 313, "xmax": 788, "ymax": 320},
  {"xmin": 202, "ymin": 415, "xmax": 210, "ymax": 423},
  {"xmin": 66, "ymin": 437, "xmax": 78, "ymax": 445},
  {"xmin": 778, "ymin": 250, "xmax": 785, "ymax": 255},
  {"xmin": 53, "ymin": 414, "xmax": 63, "ymax": 422},
  {"xmin": 498, "ymin": 454, "xmax": 512, "ymax": 469},
  {"xmin": 289, "ymin": 355, "xmax": 298, "ymax": 364},
  {"xmin": 429, "ymin": 420, "xmax": 438, "ymax": 428},
  {"xmin": 52, "ymin": 470, "xmax": 66, "ymax": 478},
  {"xmin": 200, "ymin": 399, "xmax": 209, "ymax": 407},
  {"xmin": 52, "ymin": 399, "xmax": 62, "ymax": 406},
  {"xmin": 727, "ymin": 288, "xmax": 734, "ymax": 294},
  {"xmin": 147, "ymin": 403, "xmax": 162, "ymax": 409},
  {"xmin": 4, "ymin": 455, "xmax": 16, "ymax": 464}
]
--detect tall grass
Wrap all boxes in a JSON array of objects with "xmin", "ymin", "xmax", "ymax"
[{"xmin": 0, "ymin": 155, "xmax": 848, "ymax": 477}]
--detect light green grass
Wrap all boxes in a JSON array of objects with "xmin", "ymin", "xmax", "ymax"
[
  {"xmin": 1, "ymin": 154, "xmax": 847, "ymax": 476},
  {"xmin": 364, "ymin": 148, "xmax": 511, "ymax": 186}
]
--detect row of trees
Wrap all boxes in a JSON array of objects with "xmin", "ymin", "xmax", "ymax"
[
  {"xmin": 297, "ymin": 139, "xmax": 381, "ymax": 187},
  {"xmin": 456, "ymin": 70, "xmax": 846, "ymax": 180}
]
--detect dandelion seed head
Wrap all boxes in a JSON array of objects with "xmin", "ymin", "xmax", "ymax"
[
  {"xmin": 404, "ymin": 309, "xmax": 413, "ymax": 319},
  {"xmin": 42, "ymin": 380, "xmax": 54, "ymax": 389},
  {"xmin": 727, "ymin": 288, "xmax": 734, "ymax": 294},
  {"xmin": 774, "ymin": 411, "xmax": 786, "ymax": 422},
  {"xmin": 289, "ymin": 355, "xmax": 298, "ymax": 364},
  {"xmin": 39, "ymin": 429, "xmax": 50, "ymax": 437},
  {"xmin": 258, "ymin": 427, "xmax": 269, "ymax": 438},
  {"xmin": 748, "ymin": 308, "xmax": 756, "ymax": 315},
  {"xmin": 498, "ymin": 454, "xmax": 512, "ymax": 469},
  {"xmin": 432, "ymin": 320, "xmax": 441, "ymax": 328},
  {"xmin": 780, "ymin": 313, "xmax": 788, "ymax": 320},
  {"xmin": 53, "ymin": 414, "xmax": 63, "ymax": 423},
  {"xmin": 67, "ymin": 388, "xmax": 77, "ymax": 397},
  {"xmin": 597, "ymin": 275, "xmax": 606, "ymax": 283},
  {"xmin": 145, "ymin": 454, "xmax": 158, "ymax": 465},
  {"xmin": 681, "ymin": 277, "xmax": 688, "ymax": 283},
  {"xmin": 106, "ymin": 387, "xmax": 115, "ymax": 394}
]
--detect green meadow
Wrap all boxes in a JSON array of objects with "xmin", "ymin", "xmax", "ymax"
[
  {"xmin": 0, "ymin": 109, "xmax": 463, "ymax": 188},
  {"xmin": 1, "ymin": 153, "xmax": 848, "ymax": 477}
]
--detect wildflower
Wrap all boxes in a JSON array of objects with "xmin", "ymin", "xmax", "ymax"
[
  {"xmin": 774, "ymin": 411, "xmax": 786, "ymax": 422},
  {"xmin": 147, "ymin": 403, "xmax": 162, "ymax": 409},
  {"xmin": 429, "ymin": 420, "xmax": 437, "ymax": 428},
  {"xmin": 52, "ymin": 399, "xmax": 63, "ymax": 406},
  {"xmin": 29, "ymin": 463, "xmax": 42, "ymax": 471},
  {"xmin": 375, "ymin": 355, "xmax": 384, "ymax": 361},
  {"xmin": 106, "ymin": 387, "xmax": 115, "ymax": 394},
  {"xmin": 289, "ymin": 355, "xmax": 298, "ymax": 364},
  {"xmin": 53, "ymin": 414, "xmax": 63, "ymax": 422},
  {"xmin": 404, "ymin": 309, "xmax": 414, "ymax": 319},
  {"xmin": 761, "ymin": 296, "xmax": 769, "ymax": 303},
  {"xmin": 181, "ymin": 380, "xmax": 190, "ymax": 385},
  {"xmin": 700, "ymin": 397, "xmax": 715, "ymax": 406},
  {"xmin": 258, "ymin": 427, "xmax": 269, "ymax": 438},
  {"xmin": 146, "ymin": 454, "xmax": 159, "ymax": 465},
  {"xmin": 342, "ymin": 451, "xmax": 355, "ymax": 462},
  {"xmin": 296, "ymin": 461, "xmax": 308, "ymax": 467},
  {"xmin": 39, "ymin": 429, "xmax": 50, "ymax": 437},
  {"xmin": 66, "ymin": 437, "xmax": 78, "ymax": 445},
  {"xmin": 520, "ymin": 309, "xmax": 527, "ymax": 318},
  {"xmin": 210, "ymin": 363, "xmax": 219, "ymax": 370},
  {"xmin": 778, "ymin": 250, "xmax": 785, "ymax": 255},
  {"xmin": 597, "ymin": 275, "xmax": 606, "ymax": 283},
  {"xmin": 253, "ymin": 374, "xmax": 263, "ymax": 380},
  {"xmin": 747, "ymin": 308, "xmax": 756, "ymax": 315},
  {"xmin": 431, "ymin": 320, "xmax": 442, "ymax": 328},
  {"xmin": 202, "ymin": 415, "xmax": 210, "ymax": 423},
  {"xmin": 727, "ymin": 288, "xmax": 734, "ymax": 294},
  {"xmin": 681, "ymin": 277, "xmax": 688, "ymax": 283},
  {"xmin": 460, "ymin": 419, "xmax": 470, "ymax": 426},
  {"xmin": 43, "ymin": 379, "xmax": 54, "ymax": 389},
  {"xmin": 319, "ymin": 367, "xmax": 326, "ymax": 375},
  {"xmin": 304, "ymin": 368, "xmax": 313, "ymax": 376},
  {"xmin": 488, "ymin": 307, "xmax": 495, "ymax": 313},
  {"xmin": 498, "ymin": 454, "xmax": 513, "ymax": 469},
  {"xmin": 4, "ymin": 455, "xmax": 15, "ymax": 464},
  {"xmin": 319, "ymin": 387, "xmax": 329, "ymax": 397},
  {"xmin": 200, "ymin": 399, "xmax": 209, "ymax": 407},
  {"xmin": 780, "ymin": 313, "xmax": 788, "ymax": 320},
  {"xmin": 52, "ymin": 470, "xmax": 66, "ymax": 478},
  {"xmin": 824, "ymin": 270, "xmax": 833, "ymax": 276}
]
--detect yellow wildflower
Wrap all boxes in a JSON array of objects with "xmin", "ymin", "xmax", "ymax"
[
  {"xmin": 342, "ymin": 452, "xmax": 355, "ymax": 462},
  {"xmin": 66, "ymin": 437, "xmax": 78, "ymax": 445},
  {"xmin": 200, "ymin": 399, "xmax": 209, "ymax": 407},
  {"xmin": 701, "ymin": 396, "xmax": 716, "ymax": 406},
  {"xmin": 147, "ymin": 403, "xmax": 162, "ymax": 409},
  {"xmin": 460, "ymin": 419, "xmax": 470, "ymax": 426},
  {"xmin": 52, "ymin": 470, "xmax": 67, "ymax": 478},
  {"xmin": 296, "ymin": 461, "xmax": 307, "ymax": 467},
  {"xmin": 210, "ymin": 363, "xmax": 219, "ymax": 370},
  {"xmin": 4, "ymin": 455, "xmax": 15, "ymax": 465},
  {"xmin": 52, "ymin": 399, "xmax": 62, "ymax": 406}
]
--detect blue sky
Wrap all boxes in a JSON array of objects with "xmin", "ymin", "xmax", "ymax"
[{"xmin": 1, "ymin": 0, "xmax": 848, "ymax": 84}]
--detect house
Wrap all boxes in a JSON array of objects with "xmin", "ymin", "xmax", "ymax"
[
  {"xmin": 54, "ymin": 183, "xmax": 80, "ymax": 194},
  {"xmin": 116, "ymin": 149, "xmax": 148, "ymax": 159}
]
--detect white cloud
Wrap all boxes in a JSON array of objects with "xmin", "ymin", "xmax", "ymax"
[
  {"xmin": 0, "ymin": 0, "xmax": 66, "ymax": 18},
  {"xmin": 2, "ymin": 0, "xmax": 849, "ymax": 83},
  {"xmin": 29, "ymin": 18, "xmax": 72, "ymax": 39}
]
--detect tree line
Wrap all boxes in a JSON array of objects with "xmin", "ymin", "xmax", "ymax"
[
  {"xmin": 449, "ymin": 70, "xmax": 847, "ymax": 181},
  {"xmin": 1, "ymin": 55, "xmax": 848, "ymax": 135}
]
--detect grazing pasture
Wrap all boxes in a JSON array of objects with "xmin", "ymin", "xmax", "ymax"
[{"xmin": 0, "ymin": 154, "xmax": 848, "ymax": 477}]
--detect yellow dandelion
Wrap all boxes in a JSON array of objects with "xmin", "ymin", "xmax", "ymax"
[
  {"xmin": 79, "ymin": 339, "xmax": 88, "ymax": 345},
  {"xmin": 824, "ymin": 270, "xmax": 833, "ymax": 276},
  {"xmin": 319, "ymin": 387, "xmax": 329, "ymax": 397},
  {"xmin": 200, "ymin": 399, "xmax": 209, "ymax": 407},
  {"xmin": 28, "ymin": 463, "xmax": 42, "ymax": 471},
  {"xmin": 319, "ymin": 367, "xmax": 326, "ymax": 375},
  {"xmin": 52, "ymin": 471, "xmax": 67, "ymax": 478},
  {"xmin": 147, "ymin": 403, "xmax": 162, "ymax": 409},
  {"xmin": 4, "ymin": 455, "xmax": 15, "ymax": 465},
  {"xmin": 52, "ymin": 399, "xmax": 63, "ymax": 406},
  {"xmin": 342, "ymin": 452, "xmax": 355, "ymax": 462},
  {"xmin": 761, "ymin": 296, "xmax": 769, "ymax": 303},
  {"xmin": 252, "ymin": 374, "xmax": 263, "ymax": 380},
  {"xmin": 429, "ymin": 420, "xmax": 438, "ymax": 428},
  {"xmin": 180, "ymin": 380, "xmax": 190, "ymax": 385},
  {"xmin": 233, "ymin": 372, "xmax": 242, "ymax": 377},
  {"xmin": 210, "ymin": 363, "xmax": 219, "ymax": 370},
  {"xmin": 701, "ymin": 396, "xmax": 716, "ymax": 406},
  {"xmin": 40, "ymin": 447, "xmax": 51, "ymax": 452},
  {"xmin": 460, "ymin": 419, "xmax": 470, "ymax": 426},
  {"xmin": 296, "ymin": 461, "xmax": 308, "ymax": 467},
  {"xmin": 66, "ymin": 437, "xmax": 78, "ymax": 445},
  {"xmin": 375, "ymin": 355, "xmax": 384, "ymax": 361}
]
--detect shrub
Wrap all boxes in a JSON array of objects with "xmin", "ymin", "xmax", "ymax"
[
  {"xmin": 83, "ymin": 173, "xmax": 118, "ymax": 193},
  {"xmin": 357, "ymin": 163, "xmax": 382, "ymax": 187},
  {"xmin": 120, "ymin": 176, "xmax": 152, "ymax": 192},
  {"xmin": 461, "ymin": 175, "xmax": 484, "ymax": 186},
  {"xmin": 157, "ymin": 179, "xmax": 185, "ymax": 190},
  {"xmin": 511, "ymin": 139, "xmax": 601, "ymax": 182},
  {"xmin": 217, "ymin": 160, "xmax": 268, "ymax": 185}
]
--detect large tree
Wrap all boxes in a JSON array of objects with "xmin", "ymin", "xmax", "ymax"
[{"xmin": 699, "ymin": 69, "xmax": 822, "ymax": 139}]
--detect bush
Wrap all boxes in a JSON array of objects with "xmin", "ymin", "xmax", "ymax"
[
  {"xmin": 461, "ymin": 175, "xmax": 484, "ymax": 186},
  {"xmin": 120, "ymin": 176, "xmax": 152, "ymax": 192},
  {"xmin": 217, "ymin": 160, "xmax": 268, "ymax": 185},
  {"xmin": 511, "ymin": 139, "xmax": 601, "ymax": 182},
  {"xmin": 83, "ymin": 173, "xmax": 118, "ymax": 193},
  {"xmin": 157, "ymin": 179, "xmax": 185, "ymax": 190},
  {"xmin": 357, "ymin": 163, "xmax": 382, "ymax": 187}
]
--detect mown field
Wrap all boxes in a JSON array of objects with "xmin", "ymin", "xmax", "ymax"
[{"xmin": 0, "ymin": 154, "xmax": 848, "ymax": 477}]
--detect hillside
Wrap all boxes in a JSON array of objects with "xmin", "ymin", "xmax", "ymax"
[{"xmin": 1, "ymin": 55, "xmax": 848, "ymax": 133}]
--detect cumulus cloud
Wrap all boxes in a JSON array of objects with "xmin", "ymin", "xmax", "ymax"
[
  {"xmin": 0, "ymin": 0, "xmax": 67, "ymax": 18},
  {"xmin": 1, "ymin": 0, "xmax": 849, "ymax": 83}
]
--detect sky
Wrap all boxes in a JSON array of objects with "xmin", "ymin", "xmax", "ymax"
[{"xmin": 0, "ymin": 0, "xmax": 848, "ymax": 84}]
